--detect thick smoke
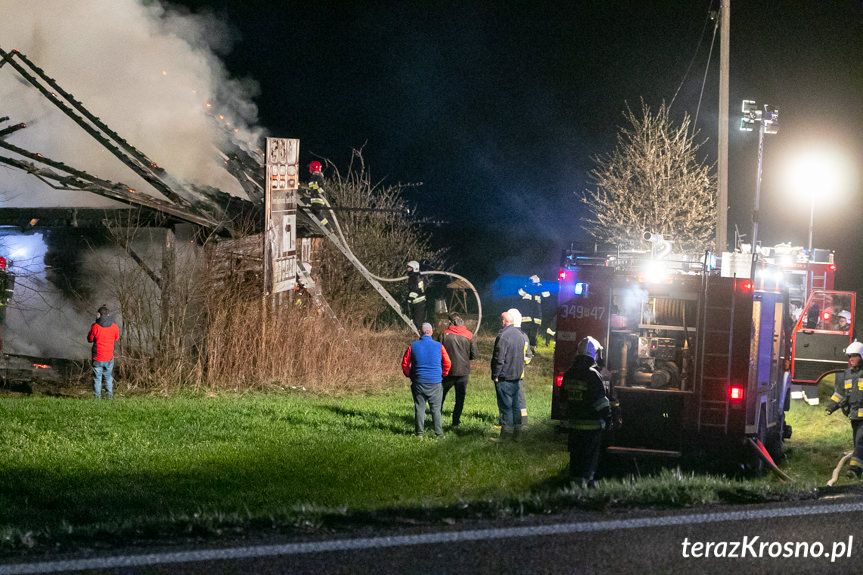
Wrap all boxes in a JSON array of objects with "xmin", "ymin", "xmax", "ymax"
[
  {"xmin": 0, "ymin": 0, "xmax": 263, "ymax": 205},
  {"xmin": 0, "ymin": 1, "xmax": 264, "ymax": 359}
]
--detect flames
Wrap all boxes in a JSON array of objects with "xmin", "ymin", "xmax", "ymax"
[{"xmin": 32, "ymin": 363, "xmax": 50, "ymax": 369}]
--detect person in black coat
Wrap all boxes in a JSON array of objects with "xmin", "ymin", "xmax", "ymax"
[{"xmin": 440, "ymin": 314, "xmax": 479, "ymax": 429}]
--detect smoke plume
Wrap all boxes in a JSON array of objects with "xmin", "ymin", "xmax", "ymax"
[{"xmin": 0, "ymin": 0, "xmax": 262, "ymax": 206}]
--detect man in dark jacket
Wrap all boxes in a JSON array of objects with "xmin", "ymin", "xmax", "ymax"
[
  {"xmin": 562, "ymin": 336, "xmax": 611, "ymax": 487},
  {"xmin": 825, "ymin": 341, "xmax": 863, "ymax": 479},
  {"xmin": 490, "ymin": 310, "xmax": 526, "ymax": 441},
  {"xmin": 87, "ymin": 305, "xmax": 120, "ymax": 399},
  {"xmin": 440, "ymin": 314, "xmax": 479, "ymax": 429},
  {"xmin": 508, "ymin": 308, "xmax": 533, "ymax": 426},
  {"xmin": 402, "ymin": 322, "xmax": 451, "ymax": 439}
]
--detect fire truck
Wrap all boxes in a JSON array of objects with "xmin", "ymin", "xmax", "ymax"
[
  {"xmin": 551, "ymin": 238, "xmax": 794, "ymax": 464},
  {"xmin": 753, "ymin": 244, "xmax": 855, "ymax": 404}
]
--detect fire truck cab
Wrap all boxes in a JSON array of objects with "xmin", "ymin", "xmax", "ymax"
[
  {"xmin": 552, "ymin": 240, "xmax": 793, "ymax": 463},
  {"xmin": 754, "ymin": 244, "xmax": 855, "ymax": 404}
]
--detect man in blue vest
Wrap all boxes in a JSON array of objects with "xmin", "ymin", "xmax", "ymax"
[{"xmin": 402, "ymin": 322, "xmax": 451, "ymax": 440}]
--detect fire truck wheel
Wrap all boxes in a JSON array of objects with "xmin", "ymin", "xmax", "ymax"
[
  {"xmin": 765, "ymin": 414, "xmax": 786, "ymax": 462},
  {"xmin": 747, "ymin": 412, "xmax": 769, "ymax": 477}
]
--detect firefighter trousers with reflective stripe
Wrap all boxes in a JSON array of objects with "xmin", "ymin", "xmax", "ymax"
[
  {"xmin": 568, "ymin": 428, "xmax": 603, "ymax": 482},
  {"xmin": 851, "ymin": 419, "xmax": 863, "ymax": 473}
]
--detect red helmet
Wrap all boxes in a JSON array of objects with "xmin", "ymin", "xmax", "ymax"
[{"xmin": 309, "ymin": 161, "xmax": 322, "ymax": 173}]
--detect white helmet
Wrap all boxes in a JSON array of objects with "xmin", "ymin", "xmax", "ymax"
[
  {"xmin": 576, "ymin": 336, "xmax": 603, "ymax": 360},
  {"xmin": 407, "ymin": 260, "xmax": 420, "ymax": 272},
  {"xmin": 839, "ymin": 310, "xmax": 852, "ymax": 322},
  {"xmin": 846, "ymin": 341, "xmax": 863, "ymax": 356}
]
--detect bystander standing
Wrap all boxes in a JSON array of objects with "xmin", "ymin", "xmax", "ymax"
[
  {"xmin": 87, "ymin": 305, "xmax": 119, "ymax": 399},
  {"xmin": 402, "ymin": 322, "xmax": 451, "ymax": 440}
]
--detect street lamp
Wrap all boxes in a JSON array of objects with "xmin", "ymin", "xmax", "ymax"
[{"xmin": 740, "ymin": 99, "xmax": 779, "ymax": 279}]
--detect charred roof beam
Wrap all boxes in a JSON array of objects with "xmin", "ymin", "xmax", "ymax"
[{"xmin": 0, "ymin": 47, "xmax": 199, "ymax": 211}]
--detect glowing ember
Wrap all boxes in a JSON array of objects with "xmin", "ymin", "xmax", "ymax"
[{"xmin": 32, "ymin": 364, "xmax": 50, "ymax": 369}]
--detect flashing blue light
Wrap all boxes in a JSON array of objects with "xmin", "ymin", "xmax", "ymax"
[{"xmin": 574, "ymin": 282, "xmax": 587, "ymax": 295}]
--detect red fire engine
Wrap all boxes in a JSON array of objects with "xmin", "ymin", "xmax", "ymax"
[
  {"xmin": 752, "ymin": 244, "xmax": 855, "ymax": 404},
  {"xmin": 552, "ymin": 239, "xmax": 793, "ymax": 464}
]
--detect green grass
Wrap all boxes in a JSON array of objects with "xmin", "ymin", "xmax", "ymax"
[
  {"xmin": 0, "ymin": 368, "xmax": 859, "ymax": 554},
  {"xmin": 782, "ymin": 393, "xmax": 856, "ymax": 485}
]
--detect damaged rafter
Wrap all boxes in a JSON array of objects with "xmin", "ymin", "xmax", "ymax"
[
  {"xmin": 0, "ymin": 47, "xmax": 197, "ymax": 211},
  {"xmin": 102, "ymin": 219, "xmax": 162, "ymax": 288},
  {"xmin": 0, "ymin": 140, "xmax": 220, "ymax": 229}
]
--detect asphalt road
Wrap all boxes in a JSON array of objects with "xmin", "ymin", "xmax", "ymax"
[{"xmin": 3, "ymin": 495, "xmax": 863, "ymax": 575}]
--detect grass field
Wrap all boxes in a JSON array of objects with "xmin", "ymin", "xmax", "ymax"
[{"xmin": 0, "ymin": 362, "xmax": 859, "ymax": 554}]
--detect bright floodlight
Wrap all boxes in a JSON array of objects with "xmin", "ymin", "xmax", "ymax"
[
  {"xmin": 784, "ymin": 146, "xmax": 855, "ymax": 255},
  {"xmin": 786, "ymin": 148, "xmax": 853, "ymax": 200}
]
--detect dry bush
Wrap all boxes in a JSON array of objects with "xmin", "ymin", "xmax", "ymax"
[
  {"xmin": 95, "ymin": 220, "xmax": 409, "ymax": 393},
  {"xmin": 198, "ymin": 292, "xmax": 409, "ymax": 394},
  {"xmin": 316, "ymin": 151, "xmax": 446, "ymax": 325}
]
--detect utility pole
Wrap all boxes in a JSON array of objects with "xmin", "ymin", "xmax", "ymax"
[{"xmin": 717, "ymin": 0, "xmax": 730, "ymax": 253}]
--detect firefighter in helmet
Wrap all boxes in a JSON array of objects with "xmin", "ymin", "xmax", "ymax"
[
  {"xmin": 304, "ymin": 161, "xmax": 332, "ymax": 231},
  {"xmin": 406, "ymin": 260, "xmax": 426, "ymax": 330},
  {"xmin": 518, "ymin": 275, "xmax": 550, "ymax": 351},
  {"xmin": 562, "ymin": 336, "xmax": 612, "ymax": 488},
  {"xmin": 826, "ymin": 340, "xmax": 863, "ymax": 479},
  {"xmin": 837, "ymin": 310, "xmax": 852, "ymax": 332}
]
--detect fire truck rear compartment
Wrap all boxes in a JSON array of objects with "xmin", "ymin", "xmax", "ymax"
[{"xmin": 609, "ymin": 294, "xmax": 695, "ymax": 391}]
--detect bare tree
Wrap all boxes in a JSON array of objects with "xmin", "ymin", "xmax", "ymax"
[
  {"xmin": 317, "ymin": 151, "xmax": 446, "ymax": 324},
  {"xmin": 581, "ymin": 100, "xmax": 716, "ymax": 253}
]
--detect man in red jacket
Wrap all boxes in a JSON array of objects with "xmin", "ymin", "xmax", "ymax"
[{"xmin": 87, "ymin": 305, "xmax": 119, "ymax": 399}]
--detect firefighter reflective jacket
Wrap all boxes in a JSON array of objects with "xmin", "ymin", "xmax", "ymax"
[
  {"xmin": 562, "ymin": 355, "xmax": 611, "ymax": 430},
  {"xmin": 518, "ymin": 284, "xmax": 551, "ymax": 326},
  {"xmin": 407, "ymin": 272, "xmax": 426, "ymax": 305},
  {"xmin": 826, "ymin": 366, "xmax": 863, "ymax": 420}
]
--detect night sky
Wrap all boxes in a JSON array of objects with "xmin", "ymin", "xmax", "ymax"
[
  {"xmin": 6, "ymin": 0, "xmax": 863, "ymax": 293},
  {"xmin": 164, "ymin": 0, "xmax": 862, "ymax": 290}
]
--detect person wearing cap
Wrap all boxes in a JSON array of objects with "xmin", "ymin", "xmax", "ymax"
[
  {"xmin": 440, "ymin": 314, "xmax": 479, "ymax": 429},
  {"xmin": 406, "ymin": 260, "xmax": 426, "ymax": 330},
  {"xmin": 87, "ymin": 305, "xmax": 120, "ymax": 399},
  {"xmin": 826, "ymin": 340, "xmax": 863, "ymax": 479},
  {"xmin": 490, "ymin": 310, "xmax": 526, "ymax": 441},
  {"xmin": 402, "ymin": 322, "xmax": 451, "ymax": 439},
  {"xmin": 562, "ymin": 335, "xmax": 611, "ymax": 488}
]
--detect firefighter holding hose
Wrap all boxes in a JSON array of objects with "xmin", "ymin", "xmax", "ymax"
[{"xmin": 825, "ymin": 341, "xmax": 863, "ymax": 479}]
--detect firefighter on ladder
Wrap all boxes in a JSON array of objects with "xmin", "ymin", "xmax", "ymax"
[
  {"xmin": 518, "ymin": 275, "xmax": 550, "ymax": 351},
  {"xmin": 406, "ymin": 260, "xmax": 426, "ymax": 330},
  {"xmin": 304, "ymin": 161, "xmax": 332, "ymax": 231},
  {"xmin": 825, "ymin": 340, "xmax": 863, "ymax": 480},
  {"xmin": 562, "ymin": 336, "xmax": 614, "ymax": 488}
]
